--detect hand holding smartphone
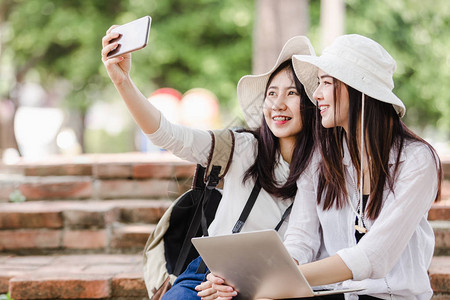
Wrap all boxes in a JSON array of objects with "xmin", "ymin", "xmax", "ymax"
[{"xmin": 107, "ymin": 16, "xmax": 152, "ymax": 58}]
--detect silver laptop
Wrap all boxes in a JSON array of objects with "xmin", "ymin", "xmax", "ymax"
[{"xmin": 192, "ymin": 229, "xmax": 364, "ymax": 299}]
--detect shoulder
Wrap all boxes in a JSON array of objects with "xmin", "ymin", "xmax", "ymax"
[
  {"xmin": 232, "ymin": 131, "xmax": 258, "ymax": 151},
  {"xmin": 401, "ymin": 140, "xmax": 439, "ymax": 164},
  {"xmin": 395, "ymin": 140, "xmax": 440, "ymax": 175}
]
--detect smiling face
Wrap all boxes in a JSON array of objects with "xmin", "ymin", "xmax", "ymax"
[
  {"xmin": 313, "ymin": 69, "xmax": 350, "ymax": 133},
  {"xmin": 263, "ymin": 68, "xmax": 302, "ymax": 146}
]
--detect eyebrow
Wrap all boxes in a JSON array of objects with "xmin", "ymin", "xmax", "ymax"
[
  {"xmin": 267, "ymin": 85, "xmax": 297, "ymax": 90},
  {"xmin": 318, "ymin": 75, "xmax": 333, "ymax": 80}
]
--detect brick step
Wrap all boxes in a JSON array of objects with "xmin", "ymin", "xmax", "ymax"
[
  {"xmin": 431, "ymin": 220, "xmax": 450, "ymax": 256},
  {"xmin": 3, "ymin": 152, "xmax": 196, "ymax": 178},
  {"xmin": 0, "ymin": 176, "xmax": 192, "ymax": 201},
  {"xmin": 0, "ymin": 200, "xmax": 171, "ymax": 254},
  {"xmin": 429, "ymin": 256, "xmax": 450, "ymax": 297},
  {"xmin": 429, "ymin": 200, "xmax": 450, "ymax": 221},
  {"xmin": 0, "ymin": 223, "xmax": 154, "ymax": 255},
  {"xmin": 0, "ymin": 199, "xmax": 448, "ymax": 255},
  {"xmin": 0, "ymin": 152, "xmax": 197, "ymax": 202},
  {"xmin": 0, "ymin": 254, "xmax": 448, "ymax": 299},
  {"xmin": 0, "ymin": 254, "xmax": 148, "ymax": 299},
  {"xmin": 0, "ymin": 223, "xmax": 155, "ymax": 255}
]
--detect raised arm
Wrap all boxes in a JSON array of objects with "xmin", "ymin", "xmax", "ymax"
[
  {"xmin": 101, "ymin": 25, "xmax": 212, "ymax": 165},
  {"xmin": 101, "ymin": 25, "xmax": 161, "ymax": 134}
]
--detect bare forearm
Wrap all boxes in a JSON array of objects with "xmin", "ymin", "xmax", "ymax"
[
  {"xmin": 114, "ymin": 76, "xmax": 161, "ymax": 134},
  {"xmin": 298, "ymin": 255, "xmax": 353, "ymax": 286}
]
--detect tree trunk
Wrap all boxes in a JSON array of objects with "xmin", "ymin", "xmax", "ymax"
[
  {"xmin": 253, "ymin": 0, "xmax": 309, "ymax": 74},
  {"xmin": 320, "ymin": 0, "xmax": 345, "ymax": 51}
]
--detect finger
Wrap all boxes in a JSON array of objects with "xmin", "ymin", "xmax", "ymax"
[
  {"xmin": 200, "ymin": 294, "xmax": 219, "ymax": 300},
  {"xmin": 101, "ymin": 43, "xmax": 121, "ymax": 61},
  {"xmin": 197, "ymin": 287, "xmax": 216, "ymax": 297},
  {"xmin": 206, "ymin": 273, "xmax": 225, "ymax": 284},
  {"xmin": 106, "ymin": 25, "xmax": 119, "ymax": 35},
  {"xmin": 212, "ymin": 283, "xmax": 235, "ymax": 293},
  {"xmin": 195, "ymin": 280, "xmax": 212, "ymax": 291},
  {"xmin": 217, "ymin": 290, "xmax": 237, "ymax": 298},
  {"xmin": 102, "ymin": 32, "xmax": 120, "ymax": 48},
  {"xmin": 103, "ymin": 55, "xmax": 124, "ymax": 65}
]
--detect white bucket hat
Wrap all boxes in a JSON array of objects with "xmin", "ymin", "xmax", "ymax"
[
  {"xmin": 237, "ymin": 36, "xmax": 316, "ymax": 129},
  {"xmin": 292, "ymin": 34, "xmax": 406, "ymax": 117}
]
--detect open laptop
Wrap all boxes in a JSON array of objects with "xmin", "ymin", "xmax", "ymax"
[{"xmin": 192, "ymin": 229, "xmax": 364, "ymax": 299}]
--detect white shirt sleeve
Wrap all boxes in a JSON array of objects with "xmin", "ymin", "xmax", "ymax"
[
  {"xmin": 146, "ymin": 114, "xmax": 212, "ymax": 166},
  {"xmin": 284, "ymin": 163, "xmax": 322, "ymax": 264},
  {"xmin": 337, "ymin": 144, "xmax": 439, "ymax": 280}
]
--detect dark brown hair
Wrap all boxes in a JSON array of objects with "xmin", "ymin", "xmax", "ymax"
[
  {"xmin": 242, "ymin": 60, "xmax": 316, "ymax": 200},
  {"xmin": 316, "ymin": 80, "xmax": 442, "ymax": 219}
]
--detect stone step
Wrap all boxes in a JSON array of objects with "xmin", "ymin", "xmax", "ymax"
[
  {"xmin": 0, "ymin": 176, "xmax": 192, "ymax": 201},
  {"xmin": 429, "ymin": 200, "xmax": 450, "ymax": 221},
  {"xmin": 0, "ymin": 254, "xmax": 148, "ymax": 299},
  {"xmin": 429, "ymin": 256, "xmax": 450, "ymax": 297},
  {"xmin": 431, "ymin": 220, "xmax": 450, "ymax": 256},
  {"xmin": 0, "ymin": 200, "xmax": 171, "ymax": 254},
  {"xmin": 0, "ymin": 199, "xmax": 447, "ymax": 228},
  {"xmin": 3, "ymin": 152, "xmax": 196, "ymax": 178},
  {"xmin": 1, "ymin": 152, "xmax": 447, "ymax": 202},
  {"xmin": 0, "ymin": 152, "xmax": 197, "ymax": 202},
  {"xmin": 0, "ymin": 254, "xmax": 448, "ymax": 299},
  {"xmin": 0, "ymin": 199, "xmax": 448, "ymax": 255},
  {"xmin": 0, "ymin": 223, "xmax": 154, "ymax": 255}
]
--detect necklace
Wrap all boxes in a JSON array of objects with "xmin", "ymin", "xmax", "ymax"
[
  {"xmin": 353, "ymin": 93, "xmax": 368, "ymax": 234},
  {"xmin": 348, "ymin": 170, "xmax": 368, "ymax": 234}
]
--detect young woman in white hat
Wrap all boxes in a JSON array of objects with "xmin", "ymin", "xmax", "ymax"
[
  {"xmin": 101, "ymin": 31, "xmax": 317, "ymax": 299},
  {"xmin": 206, "ymin": 34, "xmax": 442, "ymax": 300}
]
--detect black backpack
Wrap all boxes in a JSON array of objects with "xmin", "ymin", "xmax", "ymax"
[{"xmin": 143, "ymin": 129, "xmax": 235, "ymax": 299}]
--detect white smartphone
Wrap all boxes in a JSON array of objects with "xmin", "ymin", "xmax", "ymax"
[{"xmin": 107, "ymin": 16, "xmax": 151, "ymax": 58}]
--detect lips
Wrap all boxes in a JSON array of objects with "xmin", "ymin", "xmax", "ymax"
[
  {"xmin": 271, "ymin": 115, "xmax": 292, "ymax": 126},
  {"xmin": 272, "ymin": 116, "xmax": 292, "ymax": 121},
  {"xmin": 319, "ymin": 105, "xmax": 329, "ymax": 114}
]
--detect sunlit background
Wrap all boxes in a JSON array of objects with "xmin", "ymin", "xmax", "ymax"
[{"xmin": 0, "ymin": 0, "xmax": 449, "ymax": 161}]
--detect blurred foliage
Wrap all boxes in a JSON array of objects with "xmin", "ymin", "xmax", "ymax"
[
  {"xmin": 1, "ymin": 0, "xmax": 253, "ymax": 113},
  {"xmin": 345, "ymin": 0, "xmax": 450, "ymax": 133},
  {"xmin": 1, "ymin": 0, "xmax": 449, "ymax": 154},
  {"xmin": 84, "ymin": 127, "xmax": 135, "ymax": 153}
]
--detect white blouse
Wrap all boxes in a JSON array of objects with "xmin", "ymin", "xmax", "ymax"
[
  {"xmin": 284, "ymin": 141, "xmax": 439, "ymax": 300},
  {"xmin": 147, "ymin": 114, "xmax": 293, "ymax": 237}
]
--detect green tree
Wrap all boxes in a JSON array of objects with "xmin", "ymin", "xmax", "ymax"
[
  {"xmin": 0, "ymin": 0, "xmax": 254, "ymax": 152},
  {"xmin": 345, "ymin": 0, "xmax": 450, "ymax": 134}
]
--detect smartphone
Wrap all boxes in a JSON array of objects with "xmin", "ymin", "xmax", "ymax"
[{"xmin": 107, "ymin": 16, "xmax": 152, "ymax": 58}]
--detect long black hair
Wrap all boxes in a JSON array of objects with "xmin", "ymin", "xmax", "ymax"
[
  {"xmin": 316, "ymin": 81, "xmax": 442, "ymax": 219},
  {"xmin": 242, "ymin": 60, "xmax": 316, "ymax": 200}
]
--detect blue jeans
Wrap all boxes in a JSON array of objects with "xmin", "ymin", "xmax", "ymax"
[{"xmin": 162, "ymin": 256, "xmax": 208, "ymax": 300}]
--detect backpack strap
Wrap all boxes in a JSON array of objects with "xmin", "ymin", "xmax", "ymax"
[
  {"xmin": 204, "ymin": 129, "xmax": 235, "ymax": 182},
  {"xmin": 274, "ymin": 203, "xmax": 293, "ymax": 231},
  {"xmin": 173, "ymin": 165, "xmax": 221, "ymax": 276},
  {"xmin": 173, "ymin": 130, "xmax": 235, "ymax": 276},
  {"xmin": 232, "ymin": 182, "xmax": 262, "ymax": 233}
]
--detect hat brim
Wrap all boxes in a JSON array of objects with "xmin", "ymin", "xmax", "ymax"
[
  {"xmin": 292, "ymin": 54, "xmax": 406, "ymax": 117},
  {"xmin": 237, "ymin": 36, "xmax": 316, "ymax": 129}
]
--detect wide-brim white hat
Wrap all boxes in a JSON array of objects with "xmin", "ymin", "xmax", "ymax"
[
  {"xmin": 237, "ymin": 36, "xmax": 316, "ymax": 129},
  {"xmin": 292, "ymin": 34, "xmax": 406, "ymax": 117}
]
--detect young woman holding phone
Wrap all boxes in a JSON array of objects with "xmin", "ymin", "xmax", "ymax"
[{"xmin": 102, "ymin": 29, "xmax": 318, "ymax": 300}]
